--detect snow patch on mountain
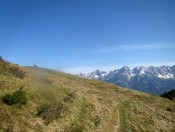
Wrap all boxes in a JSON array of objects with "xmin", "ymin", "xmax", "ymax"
[
  {"xmin": 156, "ymin": 73, "xmax": 174, "ymax": 79},
  {"xmin": 79, "ymin": 65, "xmax": 175, "ymax": 80},
  {"xmin": 77, "ymin": 65, "xmax": 175, "ymax": 95}
]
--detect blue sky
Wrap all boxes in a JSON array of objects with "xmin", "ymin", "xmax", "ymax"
[{"xmin": 1, "ymin": 0, "xmax": 175, "ymax": 74}]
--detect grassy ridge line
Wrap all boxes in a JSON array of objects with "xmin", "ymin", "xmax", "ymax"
[{"xmin": 0, "ymin": 60, "xmax": 175, "ymax": 131}]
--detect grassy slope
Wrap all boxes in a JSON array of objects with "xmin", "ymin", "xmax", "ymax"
[{"xmin": 0, "ymin": 62, "xmax": 175, "ymax": 132}]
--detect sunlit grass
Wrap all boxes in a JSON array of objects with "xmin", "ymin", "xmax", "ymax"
[{"xmin": 0, "ymin": 61, "xmax": 175, "ymax": 131}]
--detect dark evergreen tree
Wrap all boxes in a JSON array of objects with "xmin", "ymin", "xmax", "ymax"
[{"xmin": 160, "ymin": 89, "xmax": 175, "ymax": 100}]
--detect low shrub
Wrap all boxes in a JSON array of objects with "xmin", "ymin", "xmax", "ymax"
[
  {"xmin": 13, "ymin": 88, "xmax": 28, "ymax": 105},
  {"xmin": 3, "ymin": 93, "xmax": 14, "ymax": 105},
  {"xmin": 2, "ymin": 88, "xmax": 28, "ymax": 106},
  {"xmin": 37, "ymin": 102, "xmax": 68, "ymax": 125}
]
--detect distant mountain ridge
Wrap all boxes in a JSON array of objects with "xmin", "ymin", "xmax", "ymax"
[
  {"xmin": 77, "ymin": 65, "xmax": 175, "ymax": 95},
  {"xmin": 1, "ymin": 57, "xmax": 175, "ymax": 131}
]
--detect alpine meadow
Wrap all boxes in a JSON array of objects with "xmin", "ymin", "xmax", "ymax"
[{"xmin": 1, "ymin": 0, "xmax": 175, "ymax": 131}]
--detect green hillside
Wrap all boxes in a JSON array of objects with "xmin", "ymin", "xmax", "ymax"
[{"xmin": 0, "ymin": 58, "xmax": 175, "ymax": 132}]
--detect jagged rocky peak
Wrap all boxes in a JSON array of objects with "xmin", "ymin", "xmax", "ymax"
[
  {"xmin": 119, "ymin": 66, "xmax": 131, "ymax": 73},
  {"xmin": 121, "ymin": 66, "xmax": 130, "ymax": 71},
  {"xmin": 77, "ymin": 65, "xmax": 175, "ymax": 95},
  {"xmin": 132, "ymin": 66, "xmax": 147, "ymax": 75},
  {"xmin": 91, "ymin": 69, "xmax": 107, "ymax": 76},
  {"xmin": 148, "ymin": 66, "xmax": 157, "ymax": 71},
  {"xmin": 171, "ymin": 65, "xmax": 175, "ymax": 72},
  {"xmin": 92, "ymin": 69, "xmax": 101, "ymax": 76},
  {"xmin": 138, "ymin": 66, "xmax": 147, "ymax": 70}
]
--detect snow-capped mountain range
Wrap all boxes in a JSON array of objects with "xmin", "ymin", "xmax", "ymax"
[{"xmin": 77, "ymin": 65, "xmax": 175, "ymax": 95}]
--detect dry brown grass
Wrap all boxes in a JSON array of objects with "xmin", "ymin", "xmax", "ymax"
[{"xmin": 0, "ymin": 63, "xmax": 175, "ymax": 132}]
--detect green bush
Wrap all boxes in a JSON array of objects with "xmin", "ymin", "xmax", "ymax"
[
  {"xmin": 3, "ymin": 93, "xmax": 15, "ymax": 105},
  {"xmin": 3, "ymin": 89, "xmax": 28, "ymax": 105}
]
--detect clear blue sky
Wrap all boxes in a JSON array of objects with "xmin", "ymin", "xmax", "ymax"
[{"xmin": 1, "ymin": 0, "xmax": 175, "ymax": 74}]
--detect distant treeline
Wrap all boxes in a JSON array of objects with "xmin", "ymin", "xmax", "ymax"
[{"xmin": 160, "ymin": 89, "xmax": 175, "ymax": 101}]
